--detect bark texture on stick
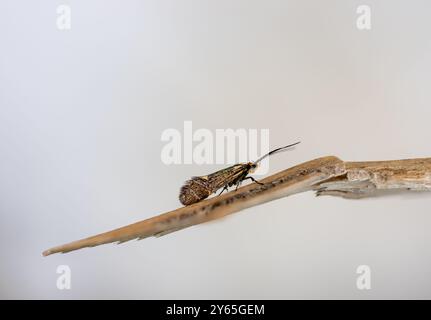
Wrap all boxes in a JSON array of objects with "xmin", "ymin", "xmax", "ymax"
[{"xmin": 43, "ymin": 156, "xmax": 431, "ymax": 256}]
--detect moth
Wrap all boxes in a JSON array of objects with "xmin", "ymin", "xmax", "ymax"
[{"xmin": 179, "ymin": 142, "xmax": 300, "ymax": 205}]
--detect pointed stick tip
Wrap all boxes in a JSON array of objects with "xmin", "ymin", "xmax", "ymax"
[{"xmin": 42, "ymin": 250, "xmax": 52, "ymax": 257}]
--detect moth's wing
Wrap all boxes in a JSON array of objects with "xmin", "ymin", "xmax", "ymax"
[
  {"xmin": 179, "ymin": 175, "xmax": 213, "ymax": 205},
  {"xmin": 190, "ymin": 175, "xmax": 209, "ymax": 181},
  {"xmin": 207, "ymin": 164, "xmax": 249, "ymax": 190}
]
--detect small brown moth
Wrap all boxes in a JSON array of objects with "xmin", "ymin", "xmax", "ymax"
[{"xmin": 179, "ymin": 142, "xmax": 300, "ymax": 205}]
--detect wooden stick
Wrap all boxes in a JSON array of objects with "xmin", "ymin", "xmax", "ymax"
[
  {"xmin": 315, "ymin": 158, "xmax": 431, "ymax": 197},
  {"xmin": 43, "ymin": 156, "xmax": 431, "ymax": 256}
]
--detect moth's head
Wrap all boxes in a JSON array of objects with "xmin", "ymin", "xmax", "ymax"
[{"xmin": 248, "ymin": 162, "xmax": 258, "ymax": 173}]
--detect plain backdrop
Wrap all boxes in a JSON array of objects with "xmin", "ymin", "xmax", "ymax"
[{"xmin": 1, "ymin": 0, "xmax": 430, "ymax": 299}]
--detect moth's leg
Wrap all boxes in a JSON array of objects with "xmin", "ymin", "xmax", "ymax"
[
  {"xmin": 217, "ymin": 185, "xmax": 229, "ymax": 196},
  {"xmin": 235, "ymin": 180, "xmax": 242, "ymax": 191},
  {"xmin": 243, "ymin": 176, "xmax": 264, "ymax": 185}
]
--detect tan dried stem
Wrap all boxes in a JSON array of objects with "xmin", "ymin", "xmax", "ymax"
[{"xmin": 43, "ymin": 156, "xmax": 431, "ymax": 256}]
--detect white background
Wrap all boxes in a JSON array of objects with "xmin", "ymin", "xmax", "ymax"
[{"xmin": 1, "ymin": 0, "xmax": 430, "ymax": 298}]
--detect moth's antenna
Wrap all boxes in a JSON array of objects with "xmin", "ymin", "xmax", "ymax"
[{"xmin": 254, "ymin": 142, "xmax": 300, "ymax": 164}]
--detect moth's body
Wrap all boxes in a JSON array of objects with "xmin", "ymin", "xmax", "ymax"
[
  {"xmin": 179, "ymin": 162, "xmax": 258, "ymax": 206},
  {"xmin": 178, "ymin": 141, "xmax": 300, "ymax": 206}
]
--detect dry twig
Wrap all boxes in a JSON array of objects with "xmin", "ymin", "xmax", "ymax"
[{"xmin": 43, "ymin": 156, "xmax": 431, "ymax": 256}]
